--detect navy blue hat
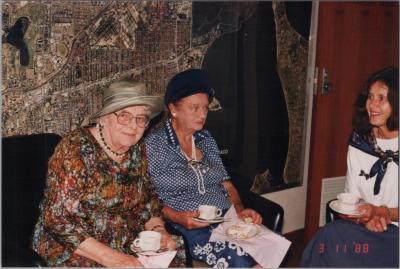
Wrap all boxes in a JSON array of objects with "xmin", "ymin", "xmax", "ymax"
[{"xmin": 164, "ymin": 69, "xmax": 214, "ymax": 105}]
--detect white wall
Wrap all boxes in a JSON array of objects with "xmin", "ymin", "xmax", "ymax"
[
  {"xmin": 263, "ymin": 185, "xmax": 307, "ymax": 234},
  {"xmin": 263, "ymin": 2, "xmax": 319, "ymax": 234}
]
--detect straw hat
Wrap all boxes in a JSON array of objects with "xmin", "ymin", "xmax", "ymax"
[{"xmin": 90, "ymin": 80, "xmax": 164, "ymax": 121}]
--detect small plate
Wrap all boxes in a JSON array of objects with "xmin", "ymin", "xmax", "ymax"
[
  {"xmin": 130, "ymin": 245, "xmax": 169, "ymax": 256},
  {"xmin": 193, "ymin": 216, "xmax": 226, "ymax": 223},
  {"xmin": 225, "ymin": 223, "xmax": 260, "ymax": 240},
  {"xmin": 329, "ymin": 200, "xmax": 362, "ymax": 216}
]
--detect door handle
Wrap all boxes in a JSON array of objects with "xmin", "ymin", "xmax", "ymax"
[{"xmin": 321, "ymin": 67, "xmax": 332, "ymax": 95}]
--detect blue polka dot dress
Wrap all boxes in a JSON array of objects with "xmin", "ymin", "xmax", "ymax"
[
  {"xmin": 145, "ymin": 119, "xmax": 257, "ymax": 268},
  {"xmin": 145, "ymin": 119, "xmax": 232, "ymax": 211}
]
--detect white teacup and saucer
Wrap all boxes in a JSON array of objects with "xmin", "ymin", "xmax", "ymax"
[
  {"xmin": 329, "ymin": 192, "xmax": 362, "ymax": 216},
  {"xmin": 131, "ymin": 231, "xmax": 168, "ymax": 256},
  {"xmin": 193, "ymin": 205, "xmax": 227, "ymax": 223}
]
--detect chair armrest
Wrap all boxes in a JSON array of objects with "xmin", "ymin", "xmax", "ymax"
[
  {"xmin": 241, "ymin": 191, "xmax": 284, "ymax": 233},
  {"xmin": 2, "ymin": 240, "xmax": 47, "ymax": 267},
  {"xmin": 325, "ymin": 198, "xmax": 340, "ymax": 223}
]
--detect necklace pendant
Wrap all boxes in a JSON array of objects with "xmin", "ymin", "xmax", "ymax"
[
  {"xmin": 97, "ymin": 123, "xmax": 127, "ymax": 159},
  {"xmin": 188, "ymin": 159, "xmax": 199, "ymax": 166}
]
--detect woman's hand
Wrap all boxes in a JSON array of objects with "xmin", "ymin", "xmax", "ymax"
[
  {"xmin": 365, "ymin": 216, "xmax": 389, "ymax": 232},
  {"xmin": 346, "ymin": 203, "xmax": 377, "ymax": 224},
  {"xmin": 356, "ymin": 204, "xmax": 390, "ymax": 224},
  {"xmin": 237, "ymin": 208, "xmax": 262, "ymax": 225},
  {"xmin": 159, "ymin": 232, "xmax": 177, "ymax": 250},
  {"xmin": 75, "ymin": 237, "xmax": 143, "ymax": 267},
  {"xmin": 163, "ymin": 206, "xmax": 210, "ymax": 230},
  {"xmin": 177, "ymin": 210, "xmax": 211, "ymax": 229},
  {"xmin": 356, "ymin": 203, "xmax": 377, "ymax": 223},
  {"xmin": 346, "ymin": 203, "xmax": 392, "ymax": 232},
  {"xmin": 222, "ymin": 180, "xmax": 262, "ymax": 225},
  {"xmin": 145, "ymin": 217, "xmax": 178, "ymax": 250}
]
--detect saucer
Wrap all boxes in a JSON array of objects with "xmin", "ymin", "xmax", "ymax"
[
  {"xmin": 225, "ymin": 223, "xmax": 260, "ymax": 240},
  {"xmin": 193, "ymin": 216, "xmax": 227, "ymax": 223},
  {"xmin": 130, "ymin": 245, "xmax": 169, "ymax": 256},
  {"xmin": 329, "ymin": 200, "xmax": 362, "ymax": 216}
]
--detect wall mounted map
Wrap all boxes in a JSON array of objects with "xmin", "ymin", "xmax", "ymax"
[{"xmin": 2, "ymin": 0, "xmax": 312, "ymax": 193}]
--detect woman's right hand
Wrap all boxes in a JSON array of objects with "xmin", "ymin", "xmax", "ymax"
[
  {"xmin": 163, "ymin": 206, "xmax": 210, "ymax": 229},
  {"xmin": 179, "ymin": 210, "xmax": 211, "ymax": 229},
  {"xmin": 75, "ymin": 237, "xmax": 144, "ymax": 267}
]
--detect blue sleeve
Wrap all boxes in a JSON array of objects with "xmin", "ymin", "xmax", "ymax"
[
  {"xmin": 202, "ymin": 130, "xmax": 230, "ymax": 181},
  {"xmin": 144, "ymin": 133, "xmax": 169, "ymax": 196}
]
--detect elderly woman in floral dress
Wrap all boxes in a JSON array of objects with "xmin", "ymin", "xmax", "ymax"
[{"xmin": 32, "ymin": 79, "xmax": 186, "ymax": 267}]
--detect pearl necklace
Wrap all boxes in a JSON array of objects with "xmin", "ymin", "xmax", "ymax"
[
  {"xmin": 181, "ymin": 135, "xmax": 206, "ymax": 195},
  {"xmin": 97, "ymin": 123, "xmax": 127, "ymax": 159},
  {"xmin": 181, "ymin": 135, "xmax": 197, "ymax": 162}
]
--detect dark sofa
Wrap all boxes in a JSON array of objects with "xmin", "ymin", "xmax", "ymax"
[{"xmin": 2, "ymin": 133, "xmax": 61, "ymax": 267}]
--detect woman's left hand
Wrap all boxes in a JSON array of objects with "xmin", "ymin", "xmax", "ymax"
[
  {"xmin": 159, "ymin": 231, "xmax": 177, "ymax": 250},
  {"xmin": 237, "ymin": 208, "xmax": 262, "ymax": 224}
]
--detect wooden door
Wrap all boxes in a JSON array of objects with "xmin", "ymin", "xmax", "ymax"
[{"xmin": 305, "ymin": 2, "xmax": 399, "ymax": 240}]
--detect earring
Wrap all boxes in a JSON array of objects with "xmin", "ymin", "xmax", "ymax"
[{"xmin": 172, "ymin": 112, "xmax": 177, "ymax": 117}]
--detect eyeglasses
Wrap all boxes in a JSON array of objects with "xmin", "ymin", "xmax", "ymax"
[
  {"xmin": 113, "ymin": 112, "xmax": 149, "ymax": 128},
  {"xmin": 208, "ymin": 96, "xmax": 222, "ymax": 111}
]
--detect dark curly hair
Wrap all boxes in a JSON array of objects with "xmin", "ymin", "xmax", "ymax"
[{"xmin": 352, "ymin": 67, "xmax": 399, "ymax": 134}]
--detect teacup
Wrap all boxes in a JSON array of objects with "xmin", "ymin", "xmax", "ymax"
[
  {"xmin": 198, "ymin": 205, "xmax": 222, "ymax": 220},
  {"xmin": 133, "ymin": 231, "xmax": 161, "ymax": 252},
  {"xmin": 337, "ymin": 192, "xmax": 360, "ymax": 211}
]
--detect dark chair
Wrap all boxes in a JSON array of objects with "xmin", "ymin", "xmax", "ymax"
[
  {"xmin": 2, "ymin": 133, "xmax": 61, "ymax": 267},
  {"xmin": 325, "ymin": 198, "xmax": 340, "ymax": 224},
  {"xmin": 165, "ymin": 169, "xmax": 284, "ymax": 267}
]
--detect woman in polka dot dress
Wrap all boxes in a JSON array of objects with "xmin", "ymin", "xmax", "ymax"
[{"xmin": 145, "ymin": 69, "xmax": 263, "ymax": 268}]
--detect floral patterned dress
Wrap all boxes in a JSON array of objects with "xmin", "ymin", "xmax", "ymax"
[{"xmin": 31, "ymin": 127, "xmax": 185, "ymax": 267}]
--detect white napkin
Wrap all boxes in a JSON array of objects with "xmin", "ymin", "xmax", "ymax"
[
  {"xmin": 137, "ymin": 250, "xmax": 177, "ymax": 268},
  {"xmin": 209, "ymin": 206, "xmax": 291, "ymax": 268}
]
